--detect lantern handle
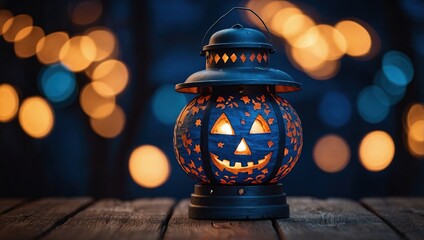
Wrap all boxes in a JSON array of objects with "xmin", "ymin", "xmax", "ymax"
[{"xmin": 200, "ymin": 7, "xmax": 274, "ymax": 55}]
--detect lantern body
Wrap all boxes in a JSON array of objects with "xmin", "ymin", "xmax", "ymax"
[{"xmin": 174, "ymin": 88, "xmax": 302, "ymax": 185}]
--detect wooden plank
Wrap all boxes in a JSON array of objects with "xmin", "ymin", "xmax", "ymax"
[
  {"xmin": 43, "ymin": 198, "xmax": 175, "ymax": 240},
  {"xmin": 362, "ymin": 197, "xmax": 424, "ymax": 240},
  {"xmin": 0, "ymin": 199, "xmax": 25, "ymax": 214},
  {"xmin": 0, "ymin": 197, "xmax": 92, "ymax": 240},
  {"xmin": 164, "ymin": 199, "xmax": 278, "ymax": 240},
  {"xmin": 274, "ymin": 197, "xmax": 401, "ymax": 240}
]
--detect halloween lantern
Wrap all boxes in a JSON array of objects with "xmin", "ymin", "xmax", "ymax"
[{"xmin": 173, "ymin": 7, "xmax": 302, "ymax": 219}]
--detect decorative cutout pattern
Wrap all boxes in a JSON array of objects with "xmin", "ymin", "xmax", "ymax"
[{"xmin": 206, "ymin": 51, "xmax": 269, "ymax": 65}]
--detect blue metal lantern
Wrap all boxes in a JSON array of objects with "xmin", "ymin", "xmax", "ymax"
[{"xmin": 173, "ymin": 8, "xmax": 303, "ymax": 220}]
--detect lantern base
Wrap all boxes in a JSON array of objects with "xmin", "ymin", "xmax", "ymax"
[{"xmin": 189, "ymin": 183, "xmax": 289, "ymax": 220}]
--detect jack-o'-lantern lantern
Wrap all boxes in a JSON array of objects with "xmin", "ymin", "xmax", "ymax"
[{"xmin": 173, "ymin": 7, "xmax": 302, "ymax": 220}]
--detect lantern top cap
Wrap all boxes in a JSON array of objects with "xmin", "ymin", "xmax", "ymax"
[{"xmin": 201, "ymin": 24, "xmax": 274, "ymax": 55}]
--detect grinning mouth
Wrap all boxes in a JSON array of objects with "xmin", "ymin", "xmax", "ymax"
[{"xmin": 210, "ymin": 152, "xmax": 272, "ymax": 175}]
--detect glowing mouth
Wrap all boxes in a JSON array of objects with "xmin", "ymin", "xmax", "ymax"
[{"xmin": 210, "ymin": 152, "xmax": 272, "ymax": 175}]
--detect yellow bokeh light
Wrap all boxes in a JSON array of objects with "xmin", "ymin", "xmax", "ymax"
[
  {"xmin": 0, "ymin": 84, "xmax": 19, "ymax": 122},
  {"xmin": 0, "ymin": 10, "xmax": 13, "ymax": 35},
  {"xmin": 306, "ymin": 24, "xmax": 347, "ymax": 60},
  {"xmin": 86, "ymin": 27, "xmax": 117, "ymax": 61},
  {"xmin": 80, "ymin": 82, "xmax": 116, "ymax": 119},
  {"xmin": 288, "ymin": 44, "xmax": 327, "ymax": 71},
  {"xmin": 91, "ymin": 59, "xmax": 129, "ymax": 96},
  {"xmin": 409, "ymin": 120, "xmax": 424, "ymax": 142},
  {"xmin": 2, "ymin": 14, "xmax": 33, "ymax": 42},
  {"xmin": 129, "ymin": 145, "xmax": 171, "ymax": 188},
  {"xmin": 305, "ymin": 60, "xmax": 340, "ymax": 80},
  {"xmin": 36, "ymin": 32, "xmax": 69, "ymax": 64},
  {"xmin": 313, "ymin": 134, "xmax": 350, "ymax": 173},
  {"xmin": 71, "ymin": 0, "xmax": 103, "ymax": 25},
  {"xmin": 59, "ymin": 36, "xmax": 97, "ymax": 72},
  {"xmin": 359, "ymin": 131, "xmax": 395, "ymax": 171},
  {"xmin": 407, "ymin": 135, "xmax": 424, "ymax": 158},
  {"xmin": 90, "ymin": 105, "xmax": 125, "ymax": 138},
  {"xmin": 18, "ymin": 96, "xmax": 54, "ymax": 138},
  {"xmin": 335, "ymin": 20, "xmax": 372, "ymax": 57},
  {"xmin": 270, "ymin": 7, "xmax": 303, "ymax": 37},
  {"xmin": 282, "ymin": 13, "xmax": 315, "ymax": 40},
  {"xmin": 405, "ymin": 103, "xmax": 424, "ymax": 131},
  {"xmin": 14, "ymin": 26, "xmax": 45, "ymax": 58}
]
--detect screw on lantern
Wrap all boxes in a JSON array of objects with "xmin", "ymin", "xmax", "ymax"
[{"xmin": 200, "ymin": 7, "xmax": 275, "ymax": 56}]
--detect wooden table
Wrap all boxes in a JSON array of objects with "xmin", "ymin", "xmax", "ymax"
[{"xmin": 0, "ymin": 197, "xmax": 423, "ymax": 239}]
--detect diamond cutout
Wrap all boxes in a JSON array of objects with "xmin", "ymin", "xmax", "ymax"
[
  {"xmin": 240, "ymin": 53, "xmax": 247, "ymax": 63},
  {"xmin": 263, "ymin": 53, "xmax": 268, "ymax": 62},
  {"xmin": 250, "ymin": 53, "xmax": 256, "ymax": 62},
  {"xmin": 214, "ymin": 54, "xmax": 221, "ymax": 63},
  {"xmin": 222, "ymin": 53, "xmax": 229, "ymax": 63},
  {"xmin": 257, "ymin": 53, "xmax": 263, "ymax": 63},
  {"xmin": 230, "ymin": 53, "xmax": 237, "ymax": 62}
]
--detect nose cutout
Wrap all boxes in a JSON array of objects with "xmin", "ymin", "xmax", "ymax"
[{"xmin": 234, "ymin": 138, "xmax": 252, "ymax": 155}]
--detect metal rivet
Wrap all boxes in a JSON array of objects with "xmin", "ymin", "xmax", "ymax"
[
  {"xmin": 238, "ymin": 87, "xmax": 244, "ymax": 93},
  {"xmin": 238, "ymin": 188, "xmax": 245, "ymax": 195}
]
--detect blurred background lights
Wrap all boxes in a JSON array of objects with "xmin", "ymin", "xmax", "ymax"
[
  {"xmin": 86, "ymin": 28, "xmax": 117, "ymax": 61},
  {"xmin": 404, "ymin": 103, "xmax": 424, "ymax": 158},
  {"xmin": 357, "ymin": 86, "xmax": 390, "ymax": 123},
  {"xmin": 90, "ymin": 105, "xmax": 125, "ymax": 138},
  {"xmin": 359, "ymin": 131, "xmax": 395, "ymax": 171},
  {"xmin": 373, "ymin": 70, "xmax": 406, "ymax": 105},
  {"xmin": 18, "ymin": 96, "xmax": 54, "ymax": 138},
  {"xmin": 36, "ymin": 32, "xmax": 70, "ymax": 64},
  {"xmin": 318, "ymin": 91, "xmax": 351, "ymax": 127},
  {"xmin": 59, "ymin": 36, "xmax": 97, "ymax": 72},
  {"xmin": 313, "ymin": 134, "xmax": 350, "ymax": 173},
  {"xmin": 129, "ymin": 145, "xmax": 170, "ymax": 188},
  {"xmin": 80, "ymin": 82, "xmax": 116, "ymax": 119},
  {"xmin": 71, "ymin": 0, "xmax": 103, "ymax": 26},
  {"xmin": 0, "ymin": 84, "xmax": 19, "ymax": 122},
  {"xmin": 382, "ymin": 51, "xmax": 414, "ymax": 87},
  {"xmin": 14, "ymin": 26, "xmax": 45, "ymax": 58},
  {"xmin": 39, "ymin": 64, "xmax": 77, "ymax": 106},
  {"xmin": 2, "ymin": 14, "xmax": 33, "ymax": 42},
  {"xmin": 335, "ymin": 20, "xmax": 372, "ymax": 57},
  {"xmin": 0, "ymin": 10, "xmax": 13, "ymax": 35},
  {"xmin": 91, "ymin": 59, "xmax": 129, "ymax": 96},
  {"xmin": 151, "ymin": 84, "xmax": 187, "ymax": 125}
]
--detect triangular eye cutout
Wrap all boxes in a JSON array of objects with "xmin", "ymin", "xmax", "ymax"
[
  {"xmin": 210, "ymin": 113, "xmax": 235, "ymax": 135},
  {"xmin": 249, "ymin": 114, "xmax": 271, "ymax": 134},
  {"xmin": 234, "ymin": 138, "xmax": 252, "ymax": 155}
]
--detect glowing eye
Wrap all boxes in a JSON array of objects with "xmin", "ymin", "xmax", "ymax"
[
  {"xmin": 249, "ymin": 114, "xmax": 271, "ymax": 134},
  {"xmin": 211, "ymin": 113, "xmax": 235, "ymax": 135}
]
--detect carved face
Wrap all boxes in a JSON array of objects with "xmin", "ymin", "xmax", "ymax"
[{"xmin": 174, "ymin": 92, "xmax": 302, "ymax": 185}]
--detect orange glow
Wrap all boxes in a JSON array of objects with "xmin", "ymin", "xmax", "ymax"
[
  {"xmin": 0, "ymin": 10, "xmax": 13, "ymax": 35},
  {"xmin": 288, "ymin": 44, "xmax": 327, "ymax": 71},
  {"xmin": 129, "ymin": 145, "xmax": 171, "ymax": 188},
  {"xmin": 91, "ymin": 59, "xmax": 129, "ymax": 96},
  {"xmin": 86, "ymin": 27, "xmax": 117, "ymax": 61},
  {"xmin": 306, "ymin": 60, "xmax": 340, "ymax": 80},
  {"xmin": 407, "ymin": 135, "xmax": 424, "ymax": 158},
  {"xmin": 80, "ymin": 82, "xmax": 116, "ymax": 119},
  {"xmin": 359, "ymin": 131, "xmax": 394, "ymax": 171},
  {"xmin": 260, "ymin": 1, "xmax": 296, "ymax": 24},
  {"xmin": 36, "ymin": 32, "xmax": 69, "ymax": 64},
  {"xmin": 59, "ymin": 36, "xmax": 97, "ymax": 72},
  {"xmin": 313, "ymin": 134, "xmax": 350, "ymax": 173},
  {"xmin": 14, "ymin": 26, "xmax": 44, "ymax": 58},
  {"xmin": 211, "ymin": 113, "xmax": 235, "ymax": 135},
  {"xmin": 18, "ymin": 96, "xmax": 54, "ymax": 138},
  {"xmin": 405, "ymin": 103, "xmax": 424, "ymax": 131},
  {"xmin": 250, "ymin": 114, "xmax": 271, "ymax": 133},
  {"xmin": 2, "ymin": 14, "xmax": 33, "ymax": 42},
  {"xmin": 306, "ymin": 25, "xmax": 347, "ymax": 60},
  {"xmin": 335, "ymin": 20, "xmax": 372, "ymax": 57},
  {"xmin": 0, "ymin": 84, "xmax": 19, "ymax": 122},
  {"xmin": 270, "ymin": 7, "xmax": 303, "ymax": 37},
  {"xmin": 71, "ymin": 0, "xmax": 103, "ymax": 25},
  {"xmin": 234, "ymin": 138, "xmax": 252, "ymax": 155},
  {"xmin": 90, "ymin": 105, "xmax": 125, "ymax": 138},
  {"xmin": 282, "ymin": 13, "xmax": 315, "ymax": 40}
]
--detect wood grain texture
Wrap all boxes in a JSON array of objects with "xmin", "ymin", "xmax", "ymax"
[
  {"xmin": 43, "ymin": 198, "xmax": 175, "ymax": 240},
  {"xmin": 274, "ymin": 197, "xmax": 401, "ymax": 240},
  {"xmin": 163, "ymin": 199, "xmax": 278, "ymax": 240},
  {"xmin": 0, "ymin": 197, "xmax": 92, "ymax": 240},
  {"xmin": 0, "ymin": 199, "xmax": 25, "ymax": 214},
  {"xmin": 362, "ymin": 197, "xmax": 424, "ymax": 240}
]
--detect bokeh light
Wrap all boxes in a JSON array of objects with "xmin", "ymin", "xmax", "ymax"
[
  {"xmin": 18, "ymin": 96, "xmax": 54, "ymax": 138},
  {"xmin": 36, "ymin": 32, "xmax": 69, "ymax": 64},
  {"xmin": 405, "ymin": 103, "xmax": 424, "ymax": 131},
  {"xmin": 305, "ymin": 60, "xmax": 340, "ymax": 80},
  {"xmin": 335, "ymin": 20, "xmax": 372, "ymax": 57},
  {"xmin": 373, "ymin": 70, "xmax": 406, "ymax": 105},
  {"xmin": 382, "ymin": 50, "xmax": 414, "ymax": 87},
  {"xmin": 86, "ymin": 28, "xmax": 117, "ymax": 61},
  {"xmin": 91, "ymin": 59, "xmax": 129, "ymax": 96},
  {"xmin": 59, "ymin": 36, "xmax": 97, "ymax": 72},
  {"xmin": 313, "ymin": 134, "xmax": 350, "ymax": 173},
  {"xmin": 357, "ymin": 86, "xmax": 390, "ymax": 123},
  {"xmin": 80, "ymin": 82, "xmax": 116, "ymax": 119},
  {"xmin": 2, "ymin": 14, "xmax": 33, "ymax": 42},
  {"xmin": 359, "ymin": 131, "xmax": 394, "ymax": 171},
  {"xmin": 39, "ymin": 64, "xmax": 77, "ymax": 106},
  {"xmin": 129, "ymin": 145, "xmax": 171, "ymax": 188},
  {"xmin": 404, "ymin": 103, "xmax": 424, "ymax": 158},
  {"xmin": 407, "ymin": 135, "xmax": 424, "ymax": 158},
  {"xmin": 71, "ymin": 0, "xmax": 103, "ymax": 26},
  {"xmin": 319, "ymin": 91, "xmax": 351, "ymax": 127},
  {"xmin": 14, "ymin": 26, "xmax": 44, "ymax": 58},
  {"xmin": 0, "ymin": 84, "xmax": 19, "ymax": 122},
  {"xmin": 90, "ymin": 105, "xmax": 125, "ymax": 138},
  {"xmin": 151, "ymin": 84, "xmax": 187, "ymax": 125},
  {"xmin": 0, "ymin": 10, "xmax": 13, "ymax": 35}
]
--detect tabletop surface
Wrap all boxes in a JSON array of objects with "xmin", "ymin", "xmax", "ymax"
[{"xmin": 0, "ymin": 197, "xmax": 423, "ymax": 240}]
